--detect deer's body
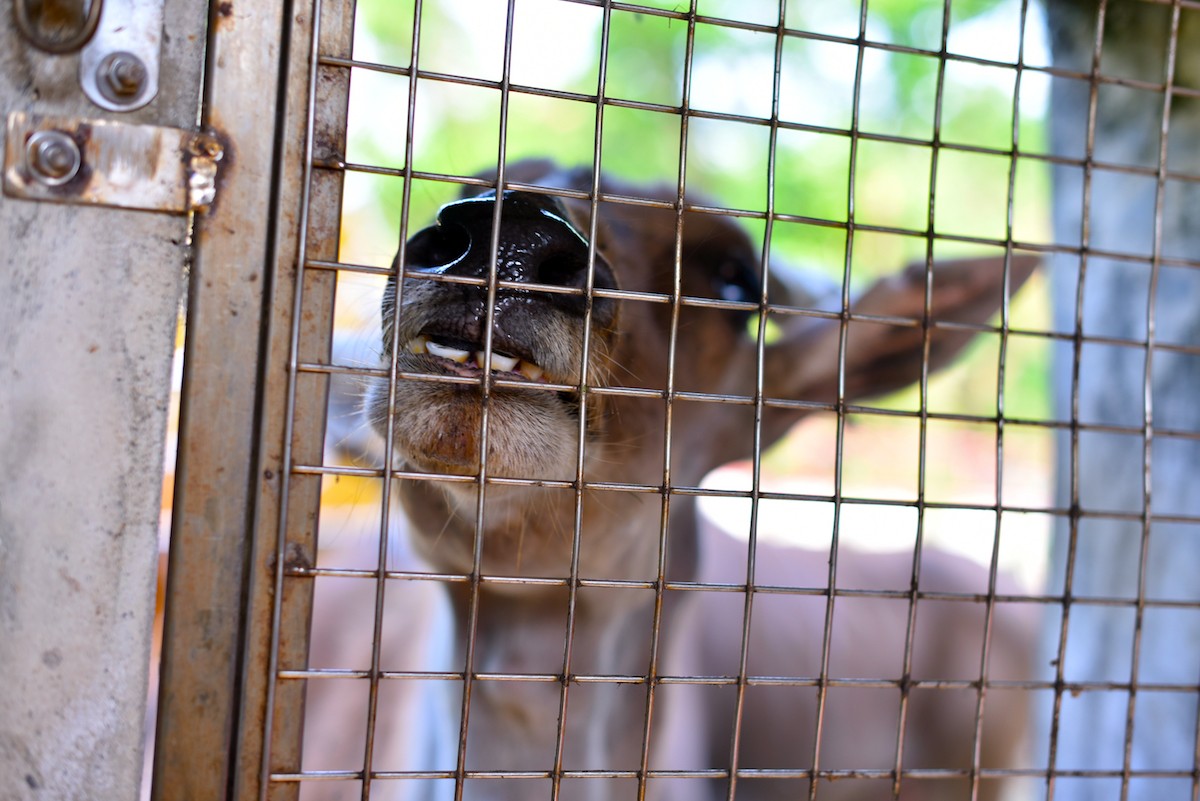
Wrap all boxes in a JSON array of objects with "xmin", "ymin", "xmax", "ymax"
[
  {"xmin": 652, "ymin": 522, "xmax": 1035, "ymax": 801},
  {"xmin": 304, "ymin": 161, "xmax": 1036, "ymax": 801}
]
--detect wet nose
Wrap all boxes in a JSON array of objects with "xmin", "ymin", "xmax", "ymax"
[{"xmin": 403, "ymin": 190, "xmax": 617, "ymax": 321}]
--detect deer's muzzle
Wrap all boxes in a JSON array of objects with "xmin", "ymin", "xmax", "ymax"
[{"xmin": 386, "ymin": 190, "xmax": 618, "ymax": 387}]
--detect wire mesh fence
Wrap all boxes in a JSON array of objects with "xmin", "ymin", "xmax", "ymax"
[{"xmin": 237, "ymin": 1, "xmax": 1200, "ymax": 800}]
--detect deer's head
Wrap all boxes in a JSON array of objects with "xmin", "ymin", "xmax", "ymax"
[{"xmin": 366, "ymin": 161, "xmax": 1035, "ymax": 584}]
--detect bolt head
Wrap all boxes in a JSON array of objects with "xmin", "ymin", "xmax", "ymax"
[
  {"xmin": 25, "ymin": 131, "xmax": 81, "ymax": 186},
  {"xmin": 98, "ymin": 52, "xmax": 147, "ymax": 101}
]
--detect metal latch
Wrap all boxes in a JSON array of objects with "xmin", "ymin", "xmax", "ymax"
[{"xmin": 3, "ymin": 112, "xmax": 224, "ymax": 213}]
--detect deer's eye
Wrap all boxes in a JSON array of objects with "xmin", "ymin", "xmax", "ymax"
[{"xmin": 714, "ymin": 258, "xmax": 760, "ymax": 305}]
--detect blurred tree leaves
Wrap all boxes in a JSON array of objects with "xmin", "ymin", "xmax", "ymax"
[{"xmin": 348, "ymin": 0, "xmax": 1045, "ymax": 268}]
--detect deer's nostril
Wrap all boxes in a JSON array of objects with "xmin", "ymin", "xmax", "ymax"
[
  {"xmin": 406, "ymin": 222, "xmax": 471, "ymax": 272},
  {"xmin": 537, "ymin": 252, "xmax": 589, "ymax": 288}
]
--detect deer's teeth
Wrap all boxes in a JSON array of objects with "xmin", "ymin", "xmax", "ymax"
[
  {"xmin": 426, "ymin": 341, "xmax": 470, "ymax": 363},
  {"xmin": 419, "ymin": 338, "xmax": 545, "ymax": 380},
  {"xmin": 475, "ymin": 351, "xmax": 520, "ymax": 372},
  {"xmin": 517, "ymin": 361, "xmax": 544, "ymax": 381}
]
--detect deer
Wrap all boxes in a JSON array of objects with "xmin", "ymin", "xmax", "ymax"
[{"xmin": 300, "ymin": 160, "xmax": 1037, "ymax": 801}]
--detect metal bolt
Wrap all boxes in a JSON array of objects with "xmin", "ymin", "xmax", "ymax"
[
  {"xmin": 98, "ymin": 52, "xmax": 147, "ymax": 102},
  {"xmin": 25, "ymin": 131, "xmax": 81, "ymax": 187}
]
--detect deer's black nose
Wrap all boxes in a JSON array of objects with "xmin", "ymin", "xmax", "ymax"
[{"xmin": 404, "ymin": 191, "xmax": 617, "ymax": 322}]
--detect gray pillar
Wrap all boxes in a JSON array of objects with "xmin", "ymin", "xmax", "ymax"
[
  {"xmin": 1045, "ymin": 2, "xmax": 1200, "ymax": 798},
  {"xmin": 0, "ymin": 4, "xmax": 206, "ymax": 799}
]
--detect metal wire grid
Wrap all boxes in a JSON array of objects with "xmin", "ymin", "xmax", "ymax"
[
  {"xmin": 1046, "ymin": 3, "xmax": 1188, "ymax": 801},
  {"xmin": 252, "ymin": 1, "xmax": 1200, "ymax": 800}
]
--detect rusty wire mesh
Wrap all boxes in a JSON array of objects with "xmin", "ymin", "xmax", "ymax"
[{"xmin": 251, "ymin": 1, "xmax": 1200, "ymax": 800}]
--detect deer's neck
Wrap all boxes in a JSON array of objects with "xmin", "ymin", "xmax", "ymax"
[
  {"xmin": 400, "ymin": 476, "xmax": 699, "ymax": 584},
  {"xmin": 403, "ymin": 480, "xmax": 702, "ymax": 799},
  {"xmin": 437, "ymin": 585, "xmax": 666, "ymax": 801}
]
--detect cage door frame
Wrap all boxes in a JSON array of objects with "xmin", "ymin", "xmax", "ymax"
[{"xmin": 153, "ymin": 1, "xmax": 353, "ymax": 799}]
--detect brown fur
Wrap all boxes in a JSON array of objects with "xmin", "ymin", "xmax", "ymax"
[{"xmin": 308, "ymin": 161, "xmax": 1038, "ymax": 801}]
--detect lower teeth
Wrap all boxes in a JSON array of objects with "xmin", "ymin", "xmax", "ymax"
[{"xmin": 409, "ymin": 337, "xmax": 544, "ymax": 381}]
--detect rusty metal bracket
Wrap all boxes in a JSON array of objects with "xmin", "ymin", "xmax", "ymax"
[
  {"xmin": 3, "ymin": 112, "xmax": 224, "ymax": 213},
  {"xmin": 14, "ymin": 0, "xmax": 105, "ymax": 54}
]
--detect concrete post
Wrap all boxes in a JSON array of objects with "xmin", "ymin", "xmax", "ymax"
[
  {"xmin": 0, "ymin": 4, "xmax": 206, "ymax": 799},
  {"xmin": 1045, "ymin": 1, "xmax": 1200, "ymax": 798}
]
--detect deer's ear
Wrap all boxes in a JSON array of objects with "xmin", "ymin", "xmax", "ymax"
[{"xmin": 762, "ymin": 254, "xmax": 1038, "ymax": 404}]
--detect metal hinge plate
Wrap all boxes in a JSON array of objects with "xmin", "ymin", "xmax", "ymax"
[
  {"xmin": 80, "ymin": 0, "xmax": 165, "ymax": 112},
  {"xmin": 3, "ymin": 111, "xmax": 224, "ymax": 213}
]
